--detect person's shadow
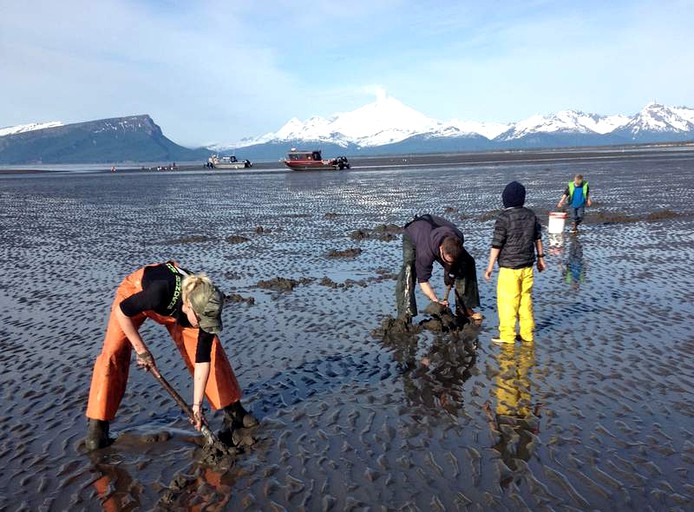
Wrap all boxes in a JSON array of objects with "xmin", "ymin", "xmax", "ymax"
[{"xmin": 484, "ymin": 343, "xmax": 542, "ymax": 488}]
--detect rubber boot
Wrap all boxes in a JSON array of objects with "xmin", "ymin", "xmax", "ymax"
[
  {"xmin": 85, "ymin": 419, "xmax": 112, "ymax": 451},
  {"xmin": 218, "ymin": 401, "xmax": 258, "ymax": 448},
  {"xmin": 223, "ymin": 401, "xmax": 258, "ymax": 429}
]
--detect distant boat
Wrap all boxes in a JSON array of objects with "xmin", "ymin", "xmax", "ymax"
[
  {"xmin": 283, "ymin": 149, "xmax": 350, "ymax": 171},
  {"xmin": 208, "ymin": 155, "xmax": 252, "ymax": 169}
]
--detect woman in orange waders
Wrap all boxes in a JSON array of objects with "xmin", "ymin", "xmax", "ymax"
[{"xmin": 85, "ymin": 261, "xmax": 257, "ymax": 451}]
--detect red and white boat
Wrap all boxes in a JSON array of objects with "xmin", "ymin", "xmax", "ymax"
[{"xmin": 283, "ymin": 149, "xmax": 350, "ymax": 171}]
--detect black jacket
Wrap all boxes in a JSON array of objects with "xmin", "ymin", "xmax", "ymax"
[
  {"xmin": 404, "ymin": 215, "xmax": 463, "ymax": 282},
  {"xmin": 492, "ymin": 207, "xmax": 542, "ymax": 269}
]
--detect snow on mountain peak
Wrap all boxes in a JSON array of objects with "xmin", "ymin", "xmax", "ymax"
[
  {"xmin": 329, "ymin": 95, "xmax": 441, "ymax": 145},
  {"xmin": 237, "ymin": 94, "xmax": 443, "ymax": 148},
  {"xmin": 625, "ymin": 103, "xmax": 694, "ymax": 134},
  {"xmin": 497, "ymin": 109, "xmax": 631, "ymax": 140},
  {"xmin": 0, "ymin": 121, "xmax": 63, "ymax": 137}
]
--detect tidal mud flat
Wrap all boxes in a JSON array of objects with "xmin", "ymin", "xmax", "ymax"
[{"xmin": 0, "ymin": 151, "xmax": 693, "ymax": 510}]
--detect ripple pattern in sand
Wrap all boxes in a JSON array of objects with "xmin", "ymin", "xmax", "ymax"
[{"xmin": 0, "ymin": 157, "xmax": 692, "ymax": 510}]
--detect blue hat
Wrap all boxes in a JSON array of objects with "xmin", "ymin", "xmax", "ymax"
[{"xmin": 502, "ymin": 181, "xmax": 526, "ymax": 208}]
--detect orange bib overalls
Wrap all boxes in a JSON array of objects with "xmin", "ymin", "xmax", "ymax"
[{"xmin": 86, "ymin": 266, "xmax": 241, "ymax": 421}]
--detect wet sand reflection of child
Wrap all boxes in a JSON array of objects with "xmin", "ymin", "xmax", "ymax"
[
  {"xmin": 484, "ymin": 343, "xmax": 542, "ymax": 488},
  {"xmin": 562, "ymin": 236, "xmax": 586, "ymax": 289}
]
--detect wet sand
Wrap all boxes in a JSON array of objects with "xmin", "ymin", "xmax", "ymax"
[{"xmin": 1, "ymin": 151, "xmax": 693, "ymax": 510}]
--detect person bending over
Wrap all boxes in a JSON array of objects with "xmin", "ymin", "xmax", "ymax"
[
  {"xmin": 85, "ymin": 261, "xmax": 257, "ymax": 450},
  {"xmin": 396, "ymin": 214, "xmax": 481, "ymax": 323}
]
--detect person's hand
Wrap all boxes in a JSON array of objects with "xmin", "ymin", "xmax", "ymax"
[
  {"xmin": 586, "ymin": 197, "xmax": 592, "ymax": 207},
  {"xmin": 437, "ymin": 299, "xmax": 449, "ymax": 307},
  {"xmin": 557, "ymin": 201, "xmax": 564, "ymax": 208},
  {"xmin": 136, "ymin": 350, "xmax": 156, "ymax": 371},
  {"xmin": 191, "ymin": 403, "xmax": 206, "ymax": 431},
  {"xmin": 537, "ymin": 258, "xmax": 547, "ymax": 272},
  {"xmin": 484, "ymin": 268, "xmax": 493, "ymax": 281}
]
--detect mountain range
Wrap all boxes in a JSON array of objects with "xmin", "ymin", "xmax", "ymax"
[
  {"xmin": 2, "ymin": 98, "xmax": 694, "ymax": 164},
  {"xmin": 224, "ymin": 97, "xmax": 694, "ymax": 158}
]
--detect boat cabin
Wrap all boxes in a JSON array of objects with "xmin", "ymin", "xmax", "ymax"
[{"xmin": 287, "ymin": 150, "xmax": 323, "ymax": 162}]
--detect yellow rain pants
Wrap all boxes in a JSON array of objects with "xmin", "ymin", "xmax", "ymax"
[
  {"xmin": 496, "ymin": 266, "xmax": 535, "ymax": 343},
  {"xmin": 86, "ymin": 267, "xmax": 241, "ymax": 421}
]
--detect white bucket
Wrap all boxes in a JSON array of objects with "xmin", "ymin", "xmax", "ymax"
[{"xmin": 548, "ymin": 212, "xmax": 567, "ymax": 233}]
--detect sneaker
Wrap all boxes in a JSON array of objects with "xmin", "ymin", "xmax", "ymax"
[{"xmin": 491, "ymin": 337, "xmax": 515, "ymax": 344}]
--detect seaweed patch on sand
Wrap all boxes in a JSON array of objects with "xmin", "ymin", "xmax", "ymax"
[
  {"xmin": 350, "ymin": 223, "xmax": 403, "ymax": 241},
  {"xmin": 225, "ymin": 293, "xmax": 255, "ymax": 305},
  {"xmin": 226, "ymin": 234, "xmax": 251, "ymax": 244},
  {"xmin": 256, "ymin": 276, "xmax": 314, "ymax": 291},
  {"xmin": 326, "ymin": 247, "xmax": 362, "ymax": 258},
  {"xmin": 588, "ymin": 208, "xmax": 688, "ymax": 225},
  {"xmin": 318, "ymin": 276, "xmax": 368, "ymax": 289}
]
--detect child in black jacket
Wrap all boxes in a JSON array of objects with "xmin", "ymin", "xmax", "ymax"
[{"xmin": 484, "ymin": 182, "xmax": 546, "ymax": 343}]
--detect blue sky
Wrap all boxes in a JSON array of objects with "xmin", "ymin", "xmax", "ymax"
[{"xmin": 1, "ymin": 0, "xmax": 693, "ymax": 147}]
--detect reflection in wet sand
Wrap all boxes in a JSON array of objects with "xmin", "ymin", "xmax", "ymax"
[
  {"xmin": 562, "ymin": 236, "xmax": 586, "ymax": 289},
  {"xmin": 88, "ymin": 449, "xmax": 233, "ymax": 512},
  {"xmin": 485, "ymin": 343, "xmax": 541, "ymax": 489},
  {"xmin": 384, "ymin": 323, "xmax": 480, "ymax": 417}
]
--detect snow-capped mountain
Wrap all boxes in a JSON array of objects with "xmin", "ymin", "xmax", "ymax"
[
  {"xmin": 615, "ymin": 102, "xmax": 694, "ymax": 140},
  {"xmin": 495, "ymin": 110, "xmax": 630, "ymax": 141},
  {"xmin": 235, "ymin": 95, "xmax": 445, "ymax": 149},
  {"xmin": 0, "ymin": 121, "xmax": 62, "ymax": 137},
  {"xmin": 224, "ymin": 96, "xmax": 694, "ymax": 153}
]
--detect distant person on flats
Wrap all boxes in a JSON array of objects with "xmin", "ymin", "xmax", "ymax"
[
  {"xmin": 557, "ymin": 174, "xmax": 592, "ymax": 233},
  {"xmin": 484, "ymin": 182, "xmax": 546, "ymax": 344},
  {"xmin": 85, "ymin": 261, "xmax": 257, "ymax": 451},
  {"xmin": 395, "ymin": 214, "xmax": 482, "ymax": 323}
]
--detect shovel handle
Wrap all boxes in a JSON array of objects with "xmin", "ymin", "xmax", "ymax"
[
  {"xmin": 443, "ymin": 284, "xmax": 452, "ymax": 303},
  {"xmin": 147, "ymin": 366, "xmax": 220, "ymax": 445}
]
